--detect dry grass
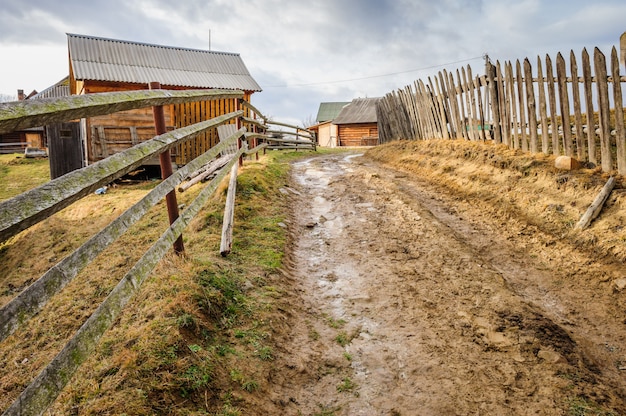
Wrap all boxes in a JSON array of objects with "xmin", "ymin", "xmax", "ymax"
[
  {"xmin": 367, "ymin": 140, "xmax": 626, "ymax": 263},
  {"xmin": 0, "ymin": 150, "xmax": 316, "ymax": 415}
]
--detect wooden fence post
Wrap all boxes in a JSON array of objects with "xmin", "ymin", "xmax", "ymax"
[
  {"xmin": 237, "ymin": 99, "xmax": 244, "ymax": 167},
  {"xmin": 150, "ymin": 81, "xmax": 184, "ymax": 254}
]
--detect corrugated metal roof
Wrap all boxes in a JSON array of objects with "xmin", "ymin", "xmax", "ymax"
[
  {"xmin": 316, "ymin": 102, "xmax": 350, "ymax": 123},
  {"xmin": 332, "ymin": 98, "xmax": 381, "ymax": 125},
  {"xmin": 67, "ymin": 33, "xmax": 262, "ymax": 92},
  {"xmin": 29, "ymin": 77, "xmax": 70, "ymax": 99}
]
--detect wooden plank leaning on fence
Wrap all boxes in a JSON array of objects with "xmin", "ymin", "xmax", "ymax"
[
  {"xmin": 1, "ymin": 146, "xmax": 247, "ymax": 416},
  {"xmin": 220, "ymin": 162, "xmax": 239, "ymax": 256},
  {"xmin": 0, "ymin": 128, "xmax": 242, "ymax": 344},
  {"xmin": 576, "ymin": 176, "xmax": 616, "ymax": 230}
]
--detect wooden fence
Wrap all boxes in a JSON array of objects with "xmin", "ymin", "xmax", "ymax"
[
  {"xmin": 377, "ymin": 46, "xmax": 626, "ymax": 174},
  {"xmin": 0, "ymin": 89, "xmax": 314, "ymax": 416}
]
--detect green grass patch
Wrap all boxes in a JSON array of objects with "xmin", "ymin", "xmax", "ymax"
[{"xmin": 0, "ymin": 154, "xmax": 50, "ymax": 201}]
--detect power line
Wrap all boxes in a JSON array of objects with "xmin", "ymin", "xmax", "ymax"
[{"xmin": 263, "ymin": 56, "xmax": 485, "ymax": 88}]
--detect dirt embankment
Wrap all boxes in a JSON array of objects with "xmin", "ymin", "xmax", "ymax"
[{"xmin": 255, "ymin": 141, "xmax": 626, "ymax": 415}]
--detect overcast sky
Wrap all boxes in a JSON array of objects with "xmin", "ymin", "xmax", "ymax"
[{"xmin": 0, "ymin": 0, "xmax": 624, "ymax": 126}]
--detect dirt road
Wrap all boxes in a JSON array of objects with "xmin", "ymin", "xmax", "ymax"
[{"xmin": 261, "ymin": 151, "xmax": 626, "ymax": 415}]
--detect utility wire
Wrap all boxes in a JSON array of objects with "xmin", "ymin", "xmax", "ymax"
[{"xmin": 263, "ymin": 55, "xmax": 485, "ymax": 88}]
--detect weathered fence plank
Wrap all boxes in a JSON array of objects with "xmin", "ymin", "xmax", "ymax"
[
  {"xmin": 496, "ymin": 61, "xmax": 511, "ymax": 146},
  {"xmin": 220, "ymin": 163, "xmax": 239, "ymax": 256},
  {"xmin": 545, "ymin": 55, "xmax": 560, "ymax": 155},
  {"xmin": 505, "ymin": 62, "xmax": 519, "ymax": 149},
  {"xmin": 557, "ymin": 53, "xmax": 573, "ymax": 156},
  {"xmin": 524, "ymin": 58, "xmax": 538, "ymax": 153},
  {"xmin": 595, "ymin": 47, "xmax": 613, "ymax": 172},
  {"xmin": 582, "ymin": 48, "xmax": 597, "ymax": 165},
  {"xmin": 611, "ymin": 47, "xmax": 626, "ymax": 174},
  {"xmin": 515, "ymin": 60, "xmax": 528, "ymax": 151},
  {"xmin": 576, "ymin": 176, "xmax": 616, "ymax": 229},
  {"xmin": 537, "ymin": 56, "xmax": 550, "ymax": 154},
  {"xmin": 486, "ymin": 62, "xmax": 502, "ymax": 143},
  {"xmin": 570, "ymin": 51, "xmax": 586, "ymax": 160},
  {"xmin": 0, "ymin": 89, "xmax": 242, "ymax": 135}
]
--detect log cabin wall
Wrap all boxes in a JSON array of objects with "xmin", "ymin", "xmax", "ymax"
[
  {"xmin": 338, "ymin": 123, "xmax": 379, "ymax": 146},
  {"xmin": 172, "ymin": 92, "xmax": 251, "ymax": 165}
]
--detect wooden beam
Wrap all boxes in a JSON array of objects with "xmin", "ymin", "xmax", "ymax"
[
  {"xmin": 0, "ymin": 89, "xmax": 243, "ymax": 135},
  {"xmin": 220, "ymin": 163, "xmax": 239, "ymax": 256},
  {"xmin": 239, "ymin": 99, "xmax": 267, "ymax": 122},
  {"xmin": 576, "ymin": 176, "xmax": 616, "ymax": 229}
]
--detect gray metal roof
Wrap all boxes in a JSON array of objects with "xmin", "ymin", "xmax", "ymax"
[
  {"xmin": 67, "ymin": 33, "xmax": 262, "ymax": 92},
  {"xmin": 316, "ymin": 102, "xmax": 350, "ymax": 123},
  {"xmin": 29, "ymin": 77, "xmax": 70, "ymax": 100},
  {"xmin": 332, "ymin": 97, "xmax": 381, "ymax": 125}
]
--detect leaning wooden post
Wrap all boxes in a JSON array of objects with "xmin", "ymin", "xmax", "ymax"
[
  {"xmin": 150, "ymin": 81, "xmax": 184, "ymax": 254},
  {"xmin": 237, "ymin": 99, "xmax": 244, "ymax": 167},
  {"xmin": 576, "ymin": 176, "xmax": 616, "ymax": 230},
  {"xmin": 220, "ymin": 162, "xmax": 239, "ymax": 256}
]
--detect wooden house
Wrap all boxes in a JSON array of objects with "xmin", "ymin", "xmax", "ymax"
[
  {"xmin": 332, "ymin": 98, "xmax": 380, "ymax": 146},
  {"xmin": 67, "ymin": 33, "xmax": 262, "ymax": 166},
  {"xmin": 308, "ymin": 102, "xmax": 349, "ymax": 147}
]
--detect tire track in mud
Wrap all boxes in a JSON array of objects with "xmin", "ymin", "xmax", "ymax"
[{"xmin": 264, "ymin": 152, "xmax": 625, "ymax": 415}]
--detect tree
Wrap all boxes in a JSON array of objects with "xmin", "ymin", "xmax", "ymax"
[
  {"xmin": 301, "ymin": 114, "xmax": 316, "ymax": 128},
  {"xmin": 0, "ymin": 93, "xmax": 16, "ymax": 103}
]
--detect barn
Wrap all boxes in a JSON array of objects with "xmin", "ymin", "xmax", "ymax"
[
  {"xmin": 308, "ymin": 102, "xmax": 349, "ymax": 148},
  {"xmin": 332, "ymin": 97, "xmax": 380, "ymax": 146},
  {"xmin": 67, "ymin": 33, "xmax": 262, "ymax": 168}
]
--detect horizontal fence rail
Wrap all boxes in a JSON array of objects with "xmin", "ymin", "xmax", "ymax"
[
  {"xmin": 0, "ymin": 89, "xmax": 243, "ymax": 135},
  {"xmin": 377, "ymin": 46, "xmax": 626, "ymax": 174},
  {"xmin": 0, "ymin": 88, "xmax": 316, "ymax": 415}
]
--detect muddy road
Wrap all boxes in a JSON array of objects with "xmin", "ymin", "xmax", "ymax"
[{"xmin": 261, "ymin": 152, "xmax": 626, "ymax": 415}]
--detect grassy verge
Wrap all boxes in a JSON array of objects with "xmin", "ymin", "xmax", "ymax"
[{"xmin": 25, "ymin": 149, "xmax": 327, "ymax": 415}]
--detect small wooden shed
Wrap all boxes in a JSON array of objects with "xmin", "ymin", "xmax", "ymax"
[
  {"xmin": 67, "ymin": 33, "xmax": 262, "ymax": 166},
  {"xmin": 332, "ymin": 97, "xmax": 380, "ymax": 146},
  {"xmin": 308, "ymin": 102, "xmax": 350, "ymax": 147}
]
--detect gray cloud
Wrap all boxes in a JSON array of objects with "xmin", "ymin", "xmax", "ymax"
[{"xmin": 0, "ymin": 0, "xmax": 623, "ymax": 125}]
